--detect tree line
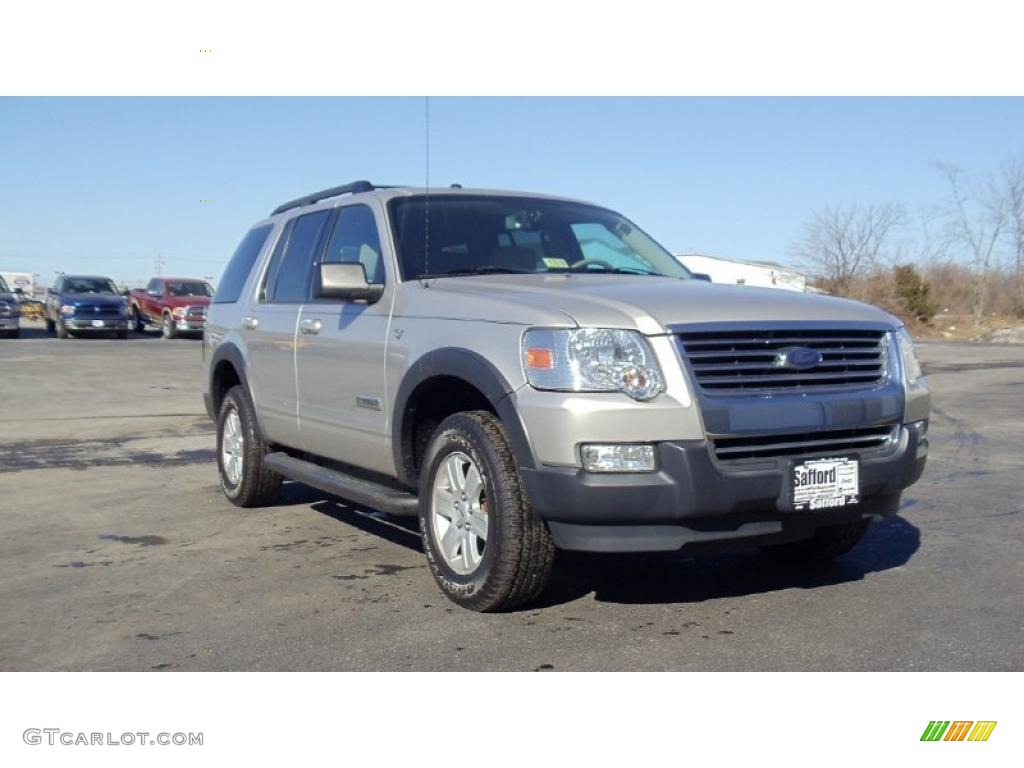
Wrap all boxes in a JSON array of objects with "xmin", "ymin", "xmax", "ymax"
[{"xmin": 790, "ymin": 155, "xmax": 1024, "ymax": 326}]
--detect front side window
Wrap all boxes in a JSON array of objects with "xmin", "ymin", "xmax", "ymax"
[
  {"xmin": 64, "ymin": 277, "xmax": 118, "ymax": 294},
  {"xmin": 321, "ymin": 204, "xmax": 385, "ymax": 285},
  {"xmin": 264, "ymin": 210, "xmax": 331, "ymax": 302},
  {"xmin": 214, "ymin": 224, "xmax": 273, "ymax": 304},
  {"xmin": 389, "ymin": 195, "xmax": 690, "ymax": 281}
]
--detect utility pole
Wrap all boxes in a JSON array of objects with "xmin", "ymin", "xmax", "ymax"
[{"xmin": 154, "ymin": 254, "xmax": 165, "ymax": 276}]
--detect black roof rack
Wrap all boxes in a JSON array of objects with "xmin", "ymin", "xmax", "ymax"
[{"xmin": 271, "ymin": 180, "xmax": 376, "ymax": 216}]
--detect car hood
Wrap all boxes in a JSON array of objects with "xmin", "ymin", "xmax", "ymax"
[
  {"xmin": 161, "ymin": 296, "xmax": 212, "ymax": 308},
  {"xmin": 408, "ymin": 274, "xmax": 899, "ymax": 334},
  {"xmin": 61, "ymin": 293, "xmax": 125, "ymax": 306}
]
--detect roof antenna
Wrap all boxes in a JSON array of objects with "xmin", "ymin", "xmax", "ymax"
[{"xmin": 421, "ymin": 96, "xmax": 431, "ymax": 287}]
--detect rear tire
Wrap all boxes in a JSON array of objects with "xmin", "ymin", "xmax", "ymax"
[
  {"xmin": 760, "ymin": 519, "xmax": 871, "ymax": 564},
  {"xmin": 132, "ymin": 307, "xmax": 146, "ymax": 334},
  {"xmin": 217, "ymin": 384, "xmax": 281, "ymax": 507},
  {"xmin": 419, "ymin": 410, "xmax": 556, "ymax": 612}
]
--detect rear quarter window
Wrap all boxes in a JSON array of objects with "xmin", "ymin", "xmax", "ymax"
[{"xmin": 213, "ymin": 224, "xmax": 274, "ymax": 304}]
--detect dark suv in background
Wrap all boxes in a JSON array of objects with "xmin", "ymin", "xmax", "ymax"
[
  {"xmin": 0, "ymin": 275, "xmax": 20, "ymax": 338},
  {"xmin": 44, "ymin": 274, "xmax": 129, "ymax": 339}
]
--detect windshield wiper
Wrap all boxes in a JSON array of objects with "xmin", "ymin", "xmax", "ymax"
[
  {"xmin": 572, "ymin": 265, "xmax": 660, "ymax": 276},
  {"xmin": 422, "ymin": 266, "xmax": 533, "ymax": 279}
]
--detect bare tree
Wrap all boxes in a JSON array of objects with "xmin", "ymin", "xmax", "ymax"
[
  {"xmin": 1000, "ymin": 155, "xmax": 1024, "ymax": 315},
  {"xmin": 790, "ymin": 203, "xmax": 905, "ymax": 295},
  {"xmin": 934, "ymin": 162, "xmax": 1008, "ymax": 319}
]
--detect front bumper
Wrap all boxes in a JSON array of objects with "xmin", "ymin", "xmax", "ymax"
[
  {"xmin": 65, "ymin": 317, "xmax": 128, "ymax": 330},
  {"xmin": 174, "ymin": 318, "xmax": 206, "ymax": 332},
  {"xmin": 520, "ymin": 421, "xmax": 927, "ymax": 552},
  {"xmin": 0, "ymin": 317, "xmax": 18, "ymax": 329}
]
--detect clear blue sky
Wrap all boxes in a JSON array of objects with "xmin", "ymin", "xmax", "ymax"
[{"xmin": 1, "ymin": 97, "xmax": 1022, "ymax": 286}]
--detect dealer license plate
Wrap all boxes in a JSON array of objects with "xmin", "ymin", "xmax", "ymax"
[
  {"xmin": 792, "ymin": 457, "xmax": 859, "ymax": 511},
  {"xmin": 91, "ymin": 320, "xmax": 106, "ymax": 327}
]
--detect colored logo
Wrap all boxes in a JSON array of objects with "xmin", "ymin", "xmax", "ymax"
[
  {"xmin": 774, "ymin": 346, "xmax": 823, "ymax": 370},
  {"xmin": 921, "ymin": 721, "xmax": 997, "ymax": 742}
]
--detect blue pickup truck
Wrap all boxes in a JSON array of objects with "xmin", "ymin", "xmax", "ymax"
[{"xmin": 44, "ymin": 274, "xmax": 129, "ymax": 339}]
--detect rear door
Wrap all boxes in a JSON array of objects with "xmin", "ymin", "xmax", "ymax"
[
  {"xmin": 296, "ymin": 202, "xmax": 394, "ymax": 474},
  {"xmin": 243, "ymin": 208, "xmax": 332, "ymax": 449}
]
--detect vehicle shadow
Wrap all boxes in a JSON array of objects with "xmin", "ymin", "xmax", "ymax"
[
  {"xmin": 277, "ymin": 481, "xmax": 423, "ymax": 552},
  {"xmin": 5, "ymin": 323, "xmax": 203, "ymax": 342},
  {"xmin": 536, "ymin": 515, "xmax": 921, "ymax": 608},
  {"xmin": 294, "ymin": 472, "xmax": 921, "ymax": 609}
]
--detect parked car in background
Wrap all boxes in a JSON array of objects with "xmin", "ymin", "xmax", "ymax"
[
  {"xmin": 129, "ymin": 277, "xmax": 213, "ymax": 338},
  {"xmin": 0, "ymin": 275, "xmax": 20, "ymax": 338},
  {"xmin": 44, "ymin": 274, "xmax": 129, "ymax": 339}
]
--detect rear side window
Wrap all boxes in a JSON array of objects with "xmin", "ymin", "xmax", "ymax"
[
  {"xmin": 264, "ymin": 210, "xmax": 331, "ymax": 303},
  {"xmin": 213, "ymin": 224, "xmax": 274, "ymax": 304}
]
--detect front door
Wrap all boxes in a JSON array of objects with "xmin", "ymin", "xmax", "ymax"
[{"xmin": 296, "ymin": 202, "xmax": 393, "ymax": 474}]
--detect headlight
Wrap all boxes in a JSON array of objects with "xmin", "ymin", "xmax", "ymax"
[
  {"xmin": 60, "ymin": 304, "xmax": 76, "ymax": 316},
  {"xmin": 894, "ymin": 327, "xmax": 923, "ymax": 385},
  {"xmin": 173, "ymin": 307, "xmax": 188, "ymax": 318},
  {"xmin": 522, "ymin": 328, "xmax": 664, "ymax": 401},
  {"xmin": 0, "ymin": 301, "xmax": 12, "ymax": 317}
]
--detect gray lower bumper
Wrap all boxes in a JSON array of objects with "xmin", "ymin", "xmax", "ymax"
[{"xmin": 520, "ymin": 422, "xmax": 927, "ymax": 552}]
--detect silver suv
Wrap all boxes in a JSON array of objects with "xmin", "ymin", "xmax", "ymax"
[{"xmin": 202, "ymin": 181, "xmax": 930, "ymax": 611}]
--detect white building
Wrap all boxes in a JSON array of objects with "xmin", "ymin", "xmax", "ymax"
[{"xmin": 677, "ymin": 253, "xmax": 807, "ymax": 292}]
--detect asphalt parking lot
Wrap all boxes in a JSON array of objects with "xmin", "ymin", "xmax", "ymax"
[{"xmin": 0, "ymin": 319, "xmax": 1021, "ymax": 671}]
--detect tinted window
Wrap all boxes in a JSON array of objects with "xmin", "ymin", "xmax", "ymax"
[
  {"xmin": 64, "ymin": 277, "xmax": 118, "ymax": 294},
  {"xmin": 321, "ymin": 205, "xmax": 385, "ymax": 285},
  {"xmin": 213, "ymin": 224, "xmax": 274, "ymax": 304},
  {"xmin": 389, "ymin": 196, "xmax": 690, "ymax": 280},
  {"xmin": 266, "ymin": 210, "xmax": 331, "ymax": 302},
  {"xmin": 167, "ymin": 281, "xmax": 213, "ymax": 297}
]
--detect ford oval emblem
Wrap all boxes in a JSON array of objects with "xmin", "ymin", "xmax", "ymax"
[{"xmin": 775, "ymin": 346, "xmax": 823, "ymax": 370}]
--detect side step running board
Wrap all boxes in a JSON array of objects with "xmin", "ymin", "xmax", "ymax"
[{"xmin": 263, "ymin": 452, "xmax": 420, "ymax": 517}]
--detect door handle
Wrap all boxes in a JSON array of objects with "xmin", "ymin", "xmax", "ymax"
[
  {"xmin": 300, "ymin": 318, "xmax": 322, "ymax": 335},
  {"xmin": 242, "ymin": 316, "xmax": 259, "ymax": 330}
]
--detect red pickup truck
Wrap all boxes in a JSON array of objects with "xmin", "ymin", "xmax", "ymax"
[{"xmin": 128, "ymin": 277, "xmax": 214, "ymax": 338}]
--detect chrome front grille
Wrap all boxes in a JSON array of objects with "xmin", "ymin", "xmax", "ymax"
[
  {"xmin": 713, "ymin": 425, "xmax": 898, "ymax": 462},
  {"xmin": 76, "ymin": 303, "xmax": 122, "ymax": 316},
  {"xmin": 676, "ymin": 328, "xmax": 888, "ymax": 393}
]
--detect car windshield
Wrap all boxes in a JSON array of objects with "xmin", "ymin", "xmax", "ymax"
[
  {"xmin": 389, "ymin": 195, "xmax": 691, "ymax": 281},
  {"xmin": 166, "ymin": 281, "xmax": 213, "ymax": 297},
  {"xmin": 65, "ymin": 277, "xmax": 118, "ymax": 295},
  {"xmin": 0, "ymin": 277, "xmax": 9, "ymax": 293}
]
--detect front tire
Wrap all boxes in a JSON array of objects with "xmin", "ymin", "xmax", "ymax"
[
  {"xmin": 419, "ymin": 410, "xmax": 556, "ymax": 612},
  {"xmin": 162, "ymin": 313, "xmax": 177, "ymax": 339},
  {"xmin": 217, "ymin": 385, "xmax": 281, "ymax": 507},
  {"xmin": 45, "ymin": 317, "xmax": 55, "ymax": 335},
  {"xmin": 760, "ymin": 519, "xmax": 871, "ymax": 564}
]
